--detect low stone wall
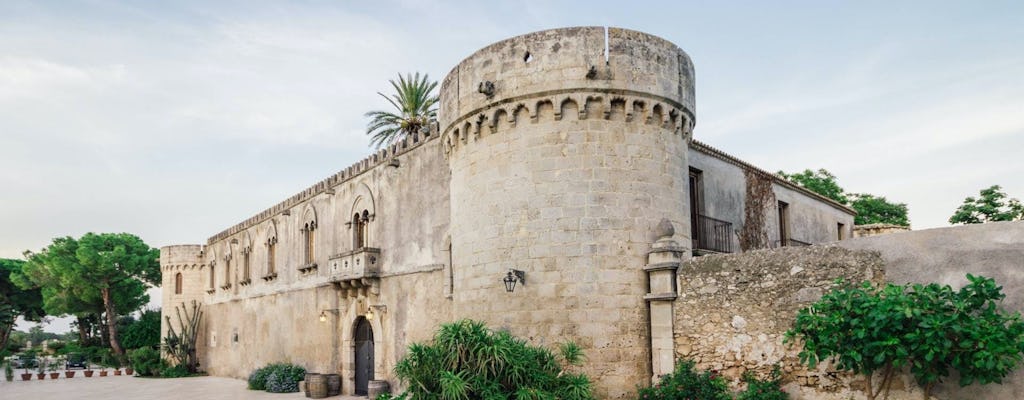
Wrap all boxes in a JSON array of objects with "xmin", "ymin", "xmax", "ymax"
[
  {"xmin": 675, "ymin": 246, "xmax": 884, "ymax": 393},
  {"xmin": 837, "ymin": 220, "xmax": 1024, "ymax": 399}
]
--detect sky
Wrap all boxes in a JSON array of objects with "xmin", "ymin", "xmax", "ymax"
[{"xmin": 3, "ymin": 1, "xmax": 1023, "ymax": 332}]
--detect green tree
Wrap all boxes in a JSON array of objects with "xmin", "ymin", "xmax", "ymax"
[
  {"xmin": 21, "ymin": 233, "xmax": 159, "ymax": 356},
  {"xmin": 849, "ymin": 193, "xmax": 910, "ymax": 226},
  {"xmin": 949, "ymin": 185, "xmax": 1024, "ymax": 224},
  {"xmin": 786, "ymin": 275, "xmax": 1024, "ymax": 399},
  {"xmin": 777, "ymin": 169, "xmax": 849, "ymax": 204},
  {"xmin": 0, "ymin": 258, "xmax": 44, "ymax": 356},
  {"xmin": 364, "ymin": 72, "xmax": 438, "ymax": 149},
  {"xmin": 778, "ymin": 168, "xmax": 910, "ymax": 226},
  {"xmin": 119, "ymin": 308, "xmax": 161, "ymax": 350}
]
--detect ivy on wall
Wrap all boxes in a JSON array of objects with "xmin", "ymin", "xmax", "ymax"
[{"xmin": 739, "ymin": 169, "xmax": 775, "ymax": 251}]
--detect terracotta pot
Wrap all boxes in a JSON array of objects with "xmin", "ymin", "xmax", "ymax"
[
  {"xmin": 125, "ymin": 368, "xmax": 134, "ymax": 376},
  {"xmin": 84, "ymin": 370, "xmax": 94, "ymax": 377},
  {"xmin": 65, "ymin": 371, "xmax": 76, "ymax": 378},
  {"xmin": 36, "ymin": 373, "xmax": 46, "ymax": 380},
  {"xmin": 49, "ymin": 372, "xmax": 59, "ymax": 379},
  {"xmin": 113, "ymin": 369, "xmax": 122, "ymax": 376},
  {"xmin": 21, "ymin": 373, "xmax": 32, "ymax": 381},
  {"xmin": 99, "ymin": 370, "xmax": 108, "ymax": 377}
]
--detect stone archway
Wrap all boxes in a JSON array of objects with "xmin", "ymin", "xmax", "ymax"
[{"xmin": 353, "ymin": 317, "xmax": 374, "ymax": 395}]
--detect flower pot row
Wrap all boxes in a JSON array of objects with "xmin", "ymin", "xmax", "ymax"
[{"xmin": 16, "ymin": 368, "xmax": 134, "ymax": 380}]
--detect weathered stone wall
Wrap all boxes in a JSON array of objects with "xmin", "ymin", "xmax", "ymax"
[
  {"xmin": 852, "ymin": 223, "xmax": 911, "ymax": 237},
  {"xmin": 675, "ymin": 246, "xmax": 886, "ymax": 397},
  {"xmin": 441, "ymin": 27, "xmax": 695, "ymax": 399},
  {"xmin": 837, "ymin": 221, "xmax": 1024, "ymax": 399},
  {"xmin": 159, "ymin": 244, "xmax": 207, "ymax": 360},
  {"xmin": 163, "ymin": 135, "xmax": 454, "ymax": 395}
]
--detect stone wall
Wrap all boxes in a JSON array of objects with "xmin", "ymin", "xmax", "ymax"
[
  {"xmin": 853, "ymin": 223, "xmax": 911, "ymax": 237},
  {"xmin": 675, "ymin": 246, "xmax": 887, "ymax": 398},
  {"xmin": 837, "ymin": 220, "xmax": 1024, "ymax": 399}
]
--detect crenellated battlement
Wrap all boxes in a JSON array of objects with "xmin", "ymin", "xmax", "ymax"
[
  {"xmin": 206, "ymin": 128, "xmax": 438, "ymax": 244},
  {"xmin": 441, "ymin": 88, "xmax": 694, "ymax": 155}
]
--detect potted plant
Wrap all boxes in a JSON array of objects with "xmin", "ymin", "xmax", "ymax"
[
  {"xmin": 99, "ymin": 366, "xmax": 108, "ymax": 377},
  {"xmin": 83, "ymin": 362, "xmax": 94, "ymax": 378},
  {"xmin": 21, "ymin": 364, "xmax": 32, "ymax": 381},
  {"xmin": 36, "ymin": 357, "xmax": 47, "ymax": 380},
  {"xmin": 4, "ymin": 359, "xmax": 13, "ymax": 382},
  {"xmin": 49, "ymin": 356, "xmax": 61, "ymax": 379}
]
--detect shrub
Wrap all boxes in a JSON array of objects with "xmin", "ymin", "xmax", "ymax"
[
  {"xmin": 248, "ymin": 365, "xmax": 272, "ymax": 390},
  {"xmin": 736, "ymin": 367, "xmax": 788, "ymax": 400},
  {"xmin": 638, "ymin": 359, "xmax": 730, "ymax": 400},
  {"xmin": 128, "ymin": 347, "xmax": 162, "ymax": 376},
  {"xmin": 786, "ymin": 274, "xmax": 1024, "ymax": 399},
  {"xmin": 393, "ymin": 319, "xmax": 593, "ymax": 399},
  {"xmin": 263, "ymin": 363, "xmax": 306, "ymax": 393},
  {"xmin": 161, "ymin": 363, "xmax": 190, "ymax": 378}
]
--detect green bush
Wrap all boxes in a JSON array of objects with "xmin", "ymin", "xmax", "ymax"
[
  {"xmin": 263, "ymin": 363, "xmax": 306, "ymax": 393},
  {"xmin": 247, "ymin": 365, "xmax": 272, "ymax": 390},
  {"xmin": 638, "ymin": 359, "xmax": 731, "ymax": 400},
  {"xmin": 128, "ymin": 347, "xmax": 162, "ymax": 376},
  {"xmin": 161, "ymin": 363, "xmax": 190, "ymax": 378},
  {"xmin": 392, "ymin": 319, "xmax": 593, "ymax": 400},
  {"xmin": 736, "ymin": 367, "xmax": 788, "ymax": 400},
  {"xmin": 786, "ymin": 275, "xmax": 1024, "ymax": 399}
]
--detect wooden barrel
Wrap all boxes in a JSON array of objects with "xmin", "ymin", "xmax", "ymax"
[
  {"xmin": 307, "ymin": 374, "xmax": 327, "ymax": 399},
  {"xmin": 367, "ymin": 380, "xmax": 390, "ymax": 398},
  {"xmin": 304, "ymin": 373, "xmax": 320, "ymax": 398},
  {"xmin": 325, "ymin": 374, "xmax": 341, "ymax": 396}
]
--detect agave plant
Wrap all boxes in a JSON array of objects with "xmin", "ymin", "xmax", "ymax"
[
  {"xmin": 364, "ymin": 72, "xmax": 438, "ymax": 149},
  {"xmin": 393, "ymin": 319, "xmax": 594, "ymax": 400}
]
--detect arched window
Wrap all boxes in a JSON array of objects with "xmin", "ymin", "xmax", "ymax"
[
  {"xmin": 175, "ymin": 272, "xmax": 183, "ymax": 294},
  {"xmin": 353, "ymin": 213, "xmax": 365, "ymax": 249},
  {"xmin": 208, "ymin": 262, "xmax": 216, "ymax": 290},
  {"xmin": 267, "ymin": 237, "xmax": 277, "ymax": 275},
  {"xmin": 303, "ymin": 221, "xmax": 317, "ymax": 265},
  {"xmin": 242, "ymin": 247, "xmax": 251, "ymax": 282}
]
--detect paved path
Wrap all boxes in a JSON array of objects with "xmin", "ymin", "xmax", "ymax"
[{"xmin": 0, "ymin": 374, "xmax": 365, "ymax": 399}]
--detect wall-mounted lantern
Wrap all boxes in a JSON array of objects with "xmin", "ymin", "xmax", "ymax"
[
  {"xmin": 503, "ymin": 269, "xmax": 526, "ymax": 293},
  {"xmin": 366, "ymin": 304, "xmax": 387, "ymax": 320},
  {"xmin": 319, "ymin": 309, "xmax": 340, "ymax": 323}
]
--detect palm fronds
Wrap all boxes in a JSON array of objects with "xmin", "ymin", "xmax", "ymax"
[{"xmin": 364, "ymin": 72, "xmax": 438, "ymax": 149}]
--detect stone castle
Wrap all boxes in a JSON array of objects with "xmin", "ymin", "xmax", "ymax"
[{"xmin": 160, "ymin": 27, "xmax": 870, "ymax": 398}]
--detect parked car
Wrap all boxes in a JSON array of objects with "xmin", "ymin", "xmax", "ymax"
[
  {"xmin": 12, "ymin": 355, "xmax": 37, "ymax": 369},
  {"xmin": 65, "ymin": 353, "xmax": 88, "ymax": 369}
]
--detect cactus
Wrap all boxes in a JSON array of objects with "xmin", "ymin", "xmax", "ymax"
[{"xmin": 162, "ymin": 300, "xmax": 203, "ymax": 374}]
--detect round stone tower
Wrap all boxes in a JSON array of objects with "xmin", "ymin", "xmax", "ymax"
[{"xmin": 441, "ymin": 27, "xmax": 695, "ymax": 397}]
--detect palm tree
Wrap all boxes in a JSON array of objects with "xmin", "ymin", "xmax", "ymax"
[{"xmin": 364, "ymin": 72, "xmax": 439, "ymax": 149}]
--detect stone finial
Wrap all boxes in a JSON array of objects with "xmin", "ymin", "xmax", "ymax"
[{"xmin": 655, "ymin": 218, "xmax": 674, "ymax": 239}]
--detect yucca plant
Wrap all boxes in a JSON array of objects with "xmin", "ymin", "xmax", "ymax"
[
  {"xmin": 364, "ymin": 72, "xmax": 438, "ymax": 149},
  {"xmin": 393, "ymin": 319, "xmax": 594, "ymax": 400}
]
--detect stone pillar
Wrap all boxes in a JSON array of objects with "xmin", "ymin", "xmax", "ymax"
[{"xmin": 645, "ymin": 219, "xmax": 683, "ymax": 381}]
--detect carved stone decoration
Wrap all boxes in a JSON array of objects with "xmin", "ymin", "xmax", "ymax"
[
  {"xmin": 656, "ymin": 218, "xmax": 675, "ymax": 239},
  {"xmin": 478, "ymin": 81, "xmax": 495, "ymax": 97}
]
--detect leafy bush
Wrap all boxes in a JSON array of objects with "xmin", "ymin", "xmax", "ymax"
[
  {"xmin": 638, "ymin": 359, "xmax": 731, "ymax": 400},
  {"xmin": 736, "ymin": 367, "xmax": 788, "ymax": 400},
  {"xmin": 786, "ymin": 274, "xmax": 1024, "ymax": 399},
  {"xmin": 128, "ymin": 347, "xmax": 162, "ymax": 376},
  {"xmin": 263, "ymin": 363, "xmax": 306, "ymax": 393},
  {"xmin": 161, "ymin": 363, "xmax": 190, "ymax": 378},
  {"xmin": 247, "ymin": 365, "xmax": 272, "ymax": 390},
  {"xmin": 121, "ymin": 309, "xmax": 162, "ymax": 350},
  {"xmin": 393, "ymin": 319, "xmax": 593, "ymax": 400}
]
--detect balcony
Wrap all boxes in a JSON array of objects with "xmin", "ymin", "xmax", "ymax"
[
  {"xmin": 692, "ymin": 214, "xmax": 733, "ymax": 254},
  {"xmin": 328, "ymin": 247, "xmax": 381, "ymax": 282}
]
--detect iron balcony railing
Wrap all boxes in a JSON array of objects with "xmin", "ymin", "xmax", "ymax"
[{"xmin": 692, "ymin": 214, "xmax": 733, "ymax": 253}]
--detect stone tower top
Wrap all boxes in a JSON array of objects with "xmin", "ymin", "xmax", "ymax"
[{"xmin": 439, "ymin": 26, "xmax": 695, "ymax": 132}]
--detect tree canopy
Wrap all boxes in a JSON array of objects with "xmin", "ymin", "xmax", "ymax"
[
  {"xmin": 949, "ymin": 185, "xmax": 1023, "ymax": 224},
  {"xmin": 777, "ymin": 168, "xmax": 909, "ymax": 226},
  {"xmin": 364, "ymin": 72, "xmax": 438, "ymax": 149},
  {"xmin": 0, "ymin": 258, "xmax": 45, "ymax": 355},
  {"xmin": 20, "ymin": 233, "xmax": 159, "ymax": 355}
]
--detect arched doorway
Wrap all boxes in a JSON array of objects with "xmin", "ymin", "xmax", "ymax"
[{"xmin": 354, "ymin": 317, "xmax": 374, "ymax": 395}]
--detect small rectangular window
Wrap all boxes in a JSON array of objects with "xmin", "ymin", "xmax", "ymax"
[
  {"xmin": 837, "ymin": 222, "xmax": 845, "ymax": 240},
  {"xmin": 778, "ymin": 201, "xmax": 790, "ymax": 246}
]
